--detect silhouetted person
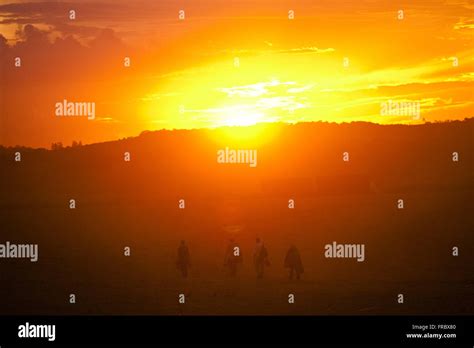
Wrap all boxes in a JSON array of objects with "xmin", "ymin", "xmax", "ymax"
[
  {"xmin": 284, "ymin": 244, "xmax": 303, "ymax": 280},
  {"xmin": 224, "ymin": 238, "xmax": 242, "ymax": 277},
  {"xmin": 254, "ymin": 238, "xmax": 269, "ymax": 279},
  {"xmin": 176, "ymin": 240, "xmax": 191, "ymax": 278}
]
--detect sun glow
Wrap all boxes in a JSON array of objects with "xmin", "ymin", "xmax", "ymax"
[
  {"xmin": 143, "ymin": 55, "xmax": 317, "ymax": 130},
  {"xmin": 220, "ymin": 109, "xmax": 264, "ymax": 127},
  {"xmin": 142, "ymin": 44, "xmax": 474, "ymax": 134}
]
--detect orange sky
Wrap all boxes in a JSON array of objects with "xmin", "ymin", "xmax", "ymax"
[{"xmin": 0, "ymin": 0, "xmax": 472, "ymax": 147}]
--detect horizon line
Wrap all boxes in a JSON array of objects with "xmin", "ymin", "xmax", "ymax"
[{"xmin": 1, "ymin": 117, "xmax": 473, "ymax": 150}]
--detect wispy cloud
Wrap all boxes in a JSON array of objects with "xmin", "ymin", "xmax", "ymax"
[
  {"xmin": 454, "ymin": 18, "xmax": 474, "ymax": 30},
  {"xmin": 277, "ymin": 47, "xmax": 335, "ymax": 54},
  {"xmin": 218, "ymin": 80, "xmax": 295, "ymax": 98}
]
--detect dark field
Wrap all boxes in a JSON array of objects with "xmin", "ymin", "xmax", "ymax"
[{"xmin": 0, "ymin": 120, "xmax": 473, "ymax": 315}]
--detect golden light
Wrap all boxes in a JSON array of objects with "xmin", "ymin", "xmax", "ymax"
[
  {"xmin": 205, "ymin": 98, "xmax": 271, "ymax": 128},
  {"xmin": 209, "ymin": 121, "xmax": 283, "ymax": 149},
  {"xmin": 219, "ymin": 108, "xmax": 264, "ymax": 127}
]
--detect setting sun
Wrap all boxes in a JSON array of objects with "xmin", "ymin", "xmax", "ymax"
[{"xmin": 219, "ymin": 108, "xmax": 264, "ymax": 127}]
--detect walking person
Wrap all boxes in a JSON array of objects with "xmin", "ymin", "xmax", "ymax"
[
  {"xmin": 176, "ymin": 240, "xmax": 191, "ymax": 278},
  {"xmin": 224, "ymin": 239, "xmax": 242, "ymax": 277},
  {"xmin": 253, "ymin": 238, "xmax": 269, "ymax": 279},
  {"xmin": 284, "ymin": 244, "xmax": 303, "ymax": 280}
]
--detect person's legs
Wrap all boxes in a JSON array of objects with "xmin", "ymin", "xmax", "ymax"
[
  {"xmin": 289, "ymin": 267, "xmax": 294, "ymax": 280},
  {"xmin": 257, "ymin": 262, "xmax": 264, "ymax": 279}
]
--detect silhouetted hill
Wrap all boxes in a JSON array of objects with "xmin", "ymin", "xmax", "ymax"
[{"xmin": 1, "ymin": 119, "xmax": 472, "ymax": 205}]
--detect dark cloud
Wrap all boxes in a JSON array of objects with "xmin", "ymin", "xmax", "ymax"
[
  {"xmin": 2, "ymin": 23, "xmax": 126, "ymax": 76},
  {"xmin": 0, "ymin": 2, "xmax": 69, "ymax": 26},
  {"xmin": 16, "ymin": 23, "xmax": 48, "ymax": 41},
  {"xmin": 0, "ymin": 1, "xmax": 132, "ymax": 42},
  {"xmin": 0, "ymin": 22, "xmax": 131, "ymax": 147}
]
